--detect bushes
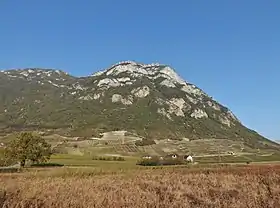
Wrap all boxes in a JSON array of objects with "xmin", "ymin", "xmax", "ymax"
[
  {"xmin": 30, "ymin": 163, "xmax": 64, "ymax": 167},
  {"xmin": 0, "ymin": 167, "xmax": 19, "ymax": 173},
  {"xmin": 92, "ymin": 156, "xmax": 125, "ymax": 161},
  {"xmin": 137, "ymin": 158, "xmax": 186, "ymax": 166},
  {"xmin": 136, "ymin": 159, "xmax": 160, "ymax": 166}
]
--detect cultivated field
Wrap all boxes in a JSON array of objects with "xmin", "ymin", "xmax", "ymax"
[
  {"xmin": 1, "ymin": 164, "xmax": 280, "ymax": 208},
  {"xmin": 2, "ymin": 131, "xmax": 280, "ymax": 166}
]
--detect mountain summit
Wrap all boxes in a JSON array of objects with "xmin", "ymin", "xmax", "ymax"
[{"xmin": 0, "ymin": 61, "xmax": 278, "ymax": 150}]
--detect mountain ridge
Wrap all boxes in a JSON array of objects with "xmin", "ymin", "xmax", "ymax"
[{"xmin": 0, "ymin": 61, "xmax": 279, "ymax": 151}]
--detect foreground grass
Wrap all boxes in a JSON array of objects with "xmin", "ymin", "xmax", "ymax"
[{"xmin": 1, "ymin": 164, "xmax": 280, "ymax": 208}]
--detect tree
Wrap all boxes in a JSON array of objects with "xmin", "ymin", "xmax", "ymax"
[{"xmin": 4, "ymin": 132, "xmax": 52, "ymax": 167}]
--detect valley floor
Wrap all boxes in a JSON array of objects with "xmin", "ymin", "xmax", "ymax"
[
  {"xmin": 1, "ymin": 133, "xmax": 280, "ymax": 207},
  {"xmin": 1, "ymin": 164, "xmax": 280, "ymax": 208}
]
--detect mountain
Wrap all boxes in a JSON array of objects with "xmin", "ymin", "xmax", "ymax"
[{"xmin": 0, "ymin": 61, "xmax": 279, "ymax": 150}]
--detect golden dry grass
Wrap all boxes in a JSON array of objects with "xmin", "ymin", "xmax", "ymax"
[{"xmin": 1, "ymin": 165, "xmax": 280, "ymax": 208}]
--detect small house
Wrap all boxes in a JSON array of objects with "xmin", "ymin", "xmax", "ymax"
[
  {"xmin": 183, "ymin": 155, "xmax": 194, "ymax": 163},
  {"xmin": 165, "ymin": 153, "xmax": 179, "ymax": 160},
  {"xmin": 142, "ymin": 155, "xmax": 152, "ymax": 160}
]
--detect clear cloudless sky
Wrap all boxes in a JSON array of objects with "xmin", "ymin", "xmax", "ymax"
[{"xmin": 0, "ymin": 0, "xmax": 279, "ymax": 140}]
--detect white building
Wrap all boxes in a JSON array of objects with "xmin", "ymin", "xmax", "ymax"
[{"xmin": 185, "ymin": 155, "xmax": 194, "ymax": 163}]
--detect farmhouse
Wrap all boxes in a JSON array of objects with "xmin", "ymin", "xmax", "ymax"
[
  {"xmin": 183, "ymin": 155, "xmax": 194, "ymax": 163},
  {"xmin": 142, "ymin": 155, "xmax": 152, "ymax": 160},
  {"xmin": 164, "ymin": 153, "xmax": 179, "ymax": 160}
]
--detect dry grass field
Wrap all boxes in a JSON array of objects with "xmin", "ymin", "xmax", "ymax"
[{"xmin": 1, "ymin": 164, "xmax": 280, "ymax": 208}]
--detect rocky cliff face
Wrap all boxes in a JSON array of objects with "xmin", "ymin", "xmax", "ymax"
[
  {"xmin": 90, "ymin": 61, "xmax": 238, "ymax": 125},
  {"xmin": 0, "ymin": 61, "xmax": 278, "ymax": 149}
]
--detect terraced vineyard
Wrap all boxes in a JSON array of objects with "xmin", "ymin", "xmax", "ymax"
[
  {"xmin": 2, "ymin": 132, "xmax": 279, "ymax": 165},
  {"xmin": 37, "ymin": 133, "xmax": 276, "ymax": 158},
  {"xmin": 113, "ymin": 144, "xmax": 141, "ymax": 153}
]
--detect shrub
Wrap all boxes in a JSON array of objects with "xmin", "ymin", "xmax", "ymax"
[
  {"xmin": 30, "ymin": 163, "xmax": 64, "ymax": 167},
  {"xmin": 136, "ymin": 159, "xmax": 160, "ymax": 166},
  {"xmin": 137, "ymin": 157, "xmax": 186, "ymax": 166},
  {"xmin": 116, "ymin": 157, "xmax": 125, "ymax": 161},
  {"xmin": 92, "ymin": 156, "xmax": 125, "ymax": 161},
  {"xmin": 0, "ymin": 167, "xmax": 19, "ymax": 173}
]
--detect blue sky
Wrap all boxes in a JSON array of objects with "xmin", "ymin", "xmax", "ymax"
[{"xmin": 0, "ymin": 1, "xmax": 279, "ymax": 140}]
